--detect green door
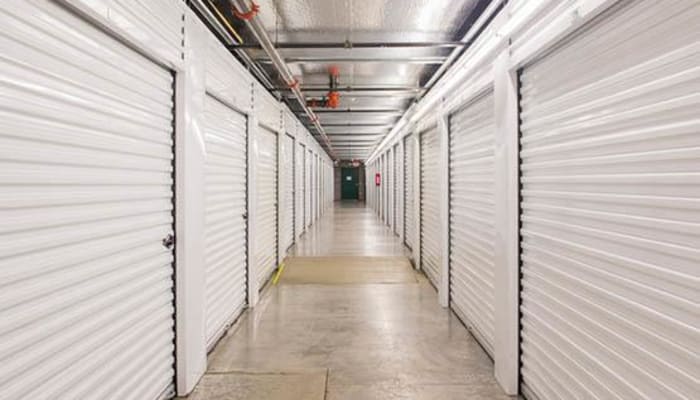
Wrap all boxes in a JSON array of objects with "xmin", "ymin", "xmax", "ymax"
[{"xmin": 341, "ymin": 167, "xmax": 359, "ymax": 199}]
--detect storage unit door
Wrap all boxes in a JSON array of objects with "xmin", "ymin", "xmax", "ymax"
[
  {"xmin": 420, "ymin": 125, "xmax": 441, "ymax": 288},
  {"xmin": 306, "ymin": 149, "xmax": 312, "ymax": 228},
  {"xmin": 382, "ymin": 154, "xmax": 387, "ymax": 223},
  {"xmin": 393, "ymin": 144, "xmax": 399, "ymax": 235},
  {"xmin": 313, "ymin": 156, "xmax": 318, "ymax": 222},
  {"xmin": 519, "ymin": 2, "xmax": 700, "ymax": 399},
  {"xmin": 281, "ymin": 134, "xmax": 295, "ymax": 253},
  {"xmin": 404, "ymin": 135, "xmax": 415, "ymax": 250},
  {"xmin": 203, "ymin": 95, "xmax": 247, "ymax": 349},
  {"xmin": 388, "ymin": 150, "xmax": 394, "ymax": 229},
  {"xmin": 255, "ymin": 127, "xmax": 278, "ymax": 288},
  {"xmin": 298, "ymin": 144, "xmax": 306, "ymax": 234},
  {"xmin": 0, "ymin": 2, "xmax": 176, "ymax": 398},
  {"xmin": 448, "ymin": 89, "xmax": 496, "ymax": 356}
]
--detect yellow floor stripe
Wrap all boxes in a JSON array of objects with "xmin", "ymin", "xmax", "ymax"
[{"xmin": 271, "ymin": 262, "xmax": 286, "ymax": 285}]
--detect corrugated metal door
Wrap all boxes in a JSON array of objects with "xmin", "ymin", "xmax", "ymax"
[
  {"xmin": 297, "ymin": 143, "xmax": 306, "ymax": 235},
  {"xmin": 382, "ymin": 153, "xmax": 387, "ymax": 223},
  {"xmin": 312, "ymin": 154, "xmax": 319, "ymax": 222},
  {"xmin": 519, "ymin": 1, "xmax": 699, "ymax": 399},
  {"xmin": 388, "ymin": 150, "xmax": 393, "ymax": 229},
  {"xmin": 203, "ymin": 95, "xmax": 247, "ymax": 350},
  {"xmin": 255, "ymin": 127, "xmax": 278, "ymax": 288},
  {"xmin": 306, "ymin": 149, "xmax": 312, "ymax": 228},
  {"xmin": 420, "ymin": 125, "xmax": 441, "ymax": 288},
  {"xmin": 404, "ymin": 135, "xmax": 415, "ymax": 250},
  {"xmin": 448, "ymin": 90, "xmax": 496, "ymax": 356},
  {"xmin": 281, "ymin": 134, "xmax": 295, "ymax": 253},
  {"xmin": 393, "ymin": 144, "xmax": 399, "ymax": 235},
  {"xmin": 0, "ymin": 1, "xmax": 176, "ymax": 398}
]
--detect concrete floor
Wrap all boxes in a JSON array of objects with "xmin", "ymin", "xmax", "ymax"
[{"xmin": 186, "ymin": 201, "xmax": 511, "ymax": 400}]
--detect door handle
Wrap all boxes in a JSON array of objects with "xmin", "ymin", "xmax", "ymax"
[
  {"xmin": 162, "ymin": 234, "xmax": 175, "ymax": 250},
  {"xmin": 242, "ymin": 213, "xmax": 248, "ymax": 220}
]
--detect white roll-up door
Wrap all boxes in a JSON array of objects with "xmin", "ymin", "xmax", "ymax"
[
  {"xmin": 311, "ymin": 154, "xmax": 318, "ymax": 224},
  {"xmin": 0, "ymin": 1, "xmax": 176, "ymax": 398},
  {"xmin": 404, "ymin": 135, "xmax": 416, "ymax": 250},
  {"xmin": 297, "ymin": 143, "xmax": 306, "ymax": 235},
  {"xmin": 388, "ymin": 150, "xmax": 393, "ymax": 229},
  {"xmin": 281, "ymin": 134, "xmax": 295, "ymax": 253},
  {"xmin": 316, "ymin": 156, "xmax": 320, "ymax": 220},
  {"xmin": 448, "ymin": 89, "xmax": 496, "ymax": 356},
  {"xmin": 519, "ymin": 2, "xmax": 699, "ymax": 399},
  {"xmin": 420, "ymin": 125, "xmax": 441, "ymax": 288},
  {"xmin": 382, "ymin": 154, "xmax": 387, "ymax": 223},
  {"xmin": 393, "ymin": 144, "xmax": 399, "ymax": 235},
  {"xmin": 305, "ymin": 149, "xmax": 312, "ymax": 228},
  {"xmin": 255, "ymin": 126, "xmax": 278, "ymax": 288},
  {"xmin": 203, "ymin": 95, "xmax": 247, "ymax": 350}
]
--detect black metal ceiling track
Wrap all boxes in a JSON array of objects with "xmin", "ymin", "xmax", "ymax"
[{"xmin": 419, "ymin": 0, "xmax": 506, "ymax": 98}]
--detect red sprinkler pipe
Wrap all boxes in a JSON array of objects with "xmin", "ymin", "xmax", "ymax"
[{"xmin": 233, "ymin": 1, "xmax": 259, "ymax": 20}]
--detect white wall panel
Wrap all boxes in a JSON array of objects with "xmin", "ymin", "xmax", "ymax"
[
  {"xmin": 255, "ymin": 127, "xmax": 278, "ymax": 288},
  {"xmin": 448, "ymin": 89, "xmax": 496, "ymax": 356},
  {"xmin": 420, "ymin": 125, "xmax": 442, "ymax": 288},
  {"xmin": 0, "ymin": 1, "xmax": 176, "ymax": 398},
  {"xmin": 64, "ymin": 0, "xmax": 185, "ymax": 67},
  {"xmin": 205, "ymin": 34, "xmax": 252, "ymax": 113},
  {"xmin": 202, "ymin": 95, "xmax": 247, "ymax": 350},
  {"xmin": 519, "ymin": 2, "xmax": 700, "ymax": 399},
  {"xmin": 255, "ymin": 83, "xmax": 280, "ymax": 131}
]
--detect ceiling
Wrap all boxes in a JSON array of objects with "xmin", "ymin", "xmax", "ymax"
[{"xmin": 205, "ymin": 0, "xmax": 490, "ymax": 160}]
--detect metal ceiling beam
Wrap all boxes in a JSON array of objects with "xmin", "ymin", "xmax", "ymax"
[
  {"xmin": 328, "ymin": 138, "xmax": 381, "ymax": 142},
  {"xmin": 311, "ymin": 108, "xmax": 405, "ymax": 114},
  {"xmin": 256, "ymin": 56, "xmax": 448, "ymax": 64},
  {"xmin": 276, "ymin": 86, "xmax": 422, "ymax": 92},
  {"xmin": 229, "ymin": 41, "xmax": 466, "ymax": 49},
  {"xmin": 229, "ymin": 0, "xmax": 336, "ymax": 159},
  {"xmin": 321, "ymin": 123, "xmax": 393, "ymax": 127},
  {"xmin": 327, "ymin": 133, "xmax": 382, "ymax": 137},
  {"xmin": 327, "ymin": 132, "xmax": 386, "ymax": 139}
]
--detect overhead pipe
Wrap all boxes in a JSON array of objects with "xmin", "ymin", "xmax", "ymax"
[
  {"xmin": 229, "ymin": 0, "xmax": 337, "ymax": 159},
  {"xmin": 305, "ymin": 66, "xmax": 341, "ymax": 109},
  {"xmin": 192, "ymin": 0, "xmax": 275, "ymax": 90}
]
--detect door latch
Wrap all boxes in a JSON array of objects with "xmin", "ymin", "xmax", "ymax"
[{"xmin": 162, "ymin": 234, "xmax": 175, "ymax": 249}]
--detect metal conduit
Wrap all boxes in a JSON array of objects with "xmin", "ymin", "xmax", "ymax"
[
  {"xmin": 230, "ymin": 0, "xmax": 336, "ymax": 159},
  {"xmin": 192, "ymin": 0, "xmax": 275, "ymax": 90}
]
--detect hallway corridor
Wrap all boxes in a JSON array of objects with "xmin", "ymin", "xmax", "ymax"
[{"xmin": 185, "ymin": 202, "xmax": 510, "ymax": 400}]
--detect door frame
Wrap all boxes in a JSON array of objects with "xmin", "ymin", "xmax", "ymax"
[{"xmin": 340, "ymin": 167, "xmax": 360, "ymax": 199}]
